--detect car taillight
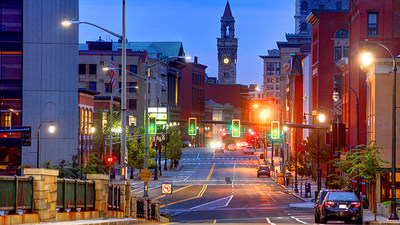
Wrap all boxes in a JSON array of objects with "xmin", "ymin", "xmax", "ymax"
[
  {"xmin": 351, "ymin": 202, "xmax": 361, "ymax": 208},
  {"xmin": 324, "ymin": 201, "xmax": 335, "ymax": 208}
]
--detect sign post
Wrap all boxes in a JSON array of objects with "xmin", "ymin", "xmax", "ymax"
[
  {"xmin": 139, "ymin": 168, "xmax": 153, "ymax": 197},
  {"xmin": 162, "ymin": 183, "xmax": 172, "ymax": 212}
]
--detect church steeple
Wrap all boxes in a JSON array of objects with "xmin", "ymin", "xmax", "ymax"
[{"xmin": 223, "ymin": 1, "xmax": 233, "ymax": 17}]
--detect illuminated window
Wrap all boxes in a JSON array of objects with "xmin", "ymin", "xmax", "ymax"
[
  {"xmin": 367, "ymin": 12, "xmax": 378, "ymax": 36},
  {"xmin": 1, "ymin": 113, "xmax": 10, "ymax": 127},
  {"xmin": 102, "ymin": 112, "xmax": 108, "ymax": 128},
  {"xmin": 129, "ymin": 115, "xmax": 137, "ymax": 127}
]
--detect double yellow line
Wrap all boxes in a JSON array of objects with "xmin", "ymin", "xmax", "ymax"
[{"xmin": 159, "ymin": 164, "xmax": 215, "ymax": 208}]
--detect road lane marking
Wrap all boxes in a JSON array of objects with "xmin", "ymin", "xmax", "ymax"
[
  {"xmin": 189, "ymin": 195, "xmax": 233, "ymax": 210},
  {"xmin": 266, "ymin": 217, "xmax": 276, "ymax": 225},
  {"xmin": 212, "ymin": 151, "xmax": 215, "ymax": 159},
  {"xmin": 290, "ymin": 216, "xmax": 308, "ymax": 224},
  {"xmin": 158, "ymin": 163, "xmax": 215, "ymax": 205}
]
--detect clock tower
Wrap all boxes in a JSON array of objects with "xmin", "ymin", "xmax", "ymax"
[{"xmin": 217, "ymin": 1, "xmax": 238, "ymax": 84}]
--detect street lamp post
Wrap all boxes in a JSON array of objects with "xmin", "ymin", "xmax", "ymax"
[
  {"xmin": 333, "ymin": 81, "xmax": 360, "ymax": 198},
  {"xmin": 37, "ymin": 121, "xmax": 55, "ymax": 168},
  {"xmin": 361, "ymin": 42, "xmax": 398, "ymax": 220},
  {"xmin": 282, "ymin": 125, "xmax": 288, "ymax": 186},
  {"xmin": 62, "ymin": 0, "xmax": 127, "ymax": 178}
]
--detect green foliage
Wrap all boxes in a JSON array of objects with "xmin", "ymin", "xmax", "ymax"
[
  {"xmin": 167, "ymin": 126, "xmax": 183, "ymax": 161},
  {"xmin": 82, "ymin": 152, "xmax": 107, "ymax": 175},
  {"xmin": 327, "ymin": 141, "xmax": 390, "ymax": 190},
  {"xmin": 127, "ymin": 126, "xmax": 156, "ymax": 170}
]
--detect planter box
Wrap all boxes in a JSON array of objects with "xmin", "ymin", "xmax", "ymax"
[{"xmin": 376, "ymin": 203, "xmax": 390, "ymax": 217}]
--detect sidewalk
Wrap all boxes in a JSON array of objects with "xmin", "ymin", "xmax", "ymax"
[{"xmin": 254, "ymin": 149, "xmax": 395, "ymax": 224}]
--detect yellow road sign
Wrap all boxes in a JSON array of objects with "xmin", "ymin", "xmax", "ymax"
[{"xmin": 139, "ymin": 168, "xmax": 153, "ymax": 183}]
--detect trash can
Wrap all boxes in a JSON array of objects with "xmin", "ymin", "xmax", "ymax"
[
  {"xmin": 305, "ymin": 183, "xmax": 311, "ymax": 197},
  {"xmin": 278, "ymin": 174, "xmax": 284, "ymax": 185}
]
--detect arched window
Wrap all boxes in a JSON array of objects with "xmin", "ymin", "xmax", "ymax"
[
  {"xmin": 301, "ymin": 1, "xmax": 308, "ymax": 15},
  {"xmin": 300, "ymin": 23, "xmax": 307, "ymax": 33},
  {"xmin": 336, "ymin": 1, "xmax": 342, "ymax": 10},
  {"xmin": 225, "ymin": 25, "xmax": 230, "ymax": 38},
  {"xmin": 335, "ymin": 29, "xmax": 349, "ymax": 38}
]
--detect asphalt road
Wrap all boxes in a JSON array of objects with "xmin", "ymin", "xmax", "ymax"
[{"xmin": 131, "ymin": 147, "xmax": 317, "ymax": 224}]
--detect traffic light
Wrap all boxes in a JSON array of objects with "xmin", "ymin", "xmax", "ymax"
[
  {"xmin": 106, "ymin": 156, "xmax": 114, "ymax": 164},
  {"xmin": 271, "ymin": 121, "xmax": 280, "ymax": 139},
  {"xmin": 232, "ymin": 119, "xmax": 240, "ymax": 137},
  {"xmin": 188, "ymin": 117, "xmax": 197, "ymax": 136},
  {"xmin": 22, "ymin": 128, "xmax": 31, "ymax": 146},
  {"xmin": 149, "ymin": 117, "xmax": 156, "ymax": 134}
]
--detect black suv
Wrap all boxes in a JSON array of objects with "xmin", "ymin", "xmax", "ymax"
[{"xmin": 317, "ymin": 191, "xmax": 363, "ymax": 224}]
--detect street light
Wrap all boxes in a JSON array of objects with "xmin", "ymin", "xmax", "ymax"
[
  {"xmin": 260, "ymin": 109, "xmax": 270, "ymax": 164},
  {"xmin": 333, "ymin": 81, "xmax": 361, "ymax": 199},
  {"xmin": 361, "ymin": 41, "xmax": 398, "ymax": 220},
  {"xmin": 37, "ymin": 121, "xmax": 55, "ymax": 168},
  {"xmin": 62, "ymin": 0, "xmax": 128, "ymax": 178}
]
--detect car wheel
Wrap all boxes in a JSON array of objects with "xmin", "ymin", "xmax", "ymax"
[
  {"xmin": 321, "ymin": 217, "xmax": 327, "ymax": 224},
  {"xmin": 354, "ymin": 218, "xmax": 363, "ymax": 224}
]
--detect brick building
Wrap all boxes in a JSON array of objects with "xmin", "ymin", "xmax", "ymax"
[{"xmin": 347, "ymin": 0, "xmax": 400, "ymax": 203}]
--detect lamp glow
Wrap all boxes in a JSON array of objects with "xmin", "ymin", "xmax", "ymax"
[
  {"xmin": 333, "ymin": 91, "xmax": 340, "ymax": 102},
  {"xmin": 361, "ymin": 52, "xmax": 373, "ymax": 66},
  {"xmin": 48, "ymin": 124, "xmax": 56, "ymax": 134},
  {"xmin": 90, "ymin": 127, "xmax": 96, "ymax": 134},
  {"xmin": 61, "ymin": 20, "xmax": 72, "ymax": 26},
  {"xmin": 282, "ymin": 126, "xmax": 288, "ymax": 132},
  {"xmin": 318, "ymin": 114, "xmax": 326, "ymax": 123}
]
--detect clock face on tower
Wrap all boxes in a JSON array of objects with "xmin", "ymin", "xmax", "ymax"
[{"xmin": 223, "ymin": 57, "xmax": 230, "ymax": 64}]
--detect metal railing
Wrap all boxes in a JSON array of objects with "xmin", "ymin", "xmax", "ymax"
[
  {"xmin": 0, "ymin": 176, "xmax": 34, "ymax": 214},
  {"xmin": 56, "ymin": 179, "xmax": 95, "ymax": 211},
  {"xmin": 108, "ymin": 183, "xmax": 121, "ymax": 211}
]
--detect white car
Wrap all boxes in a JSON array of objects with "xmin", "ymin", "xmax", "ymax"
[{"xmin": 244, "ymin": 146, "xmax": 255, "ymax": 154}]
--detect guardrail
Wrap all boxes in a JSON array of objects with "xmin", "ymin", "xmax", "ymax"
[
  {"xmin": 0, "ymin": 176, "xmax": 34, "ymax": 214},
  {"xmin": 56, "ymin": 179, "xmax": 95, "ymax": 211},
  {"xmin": 108, "ymin": 183, "xmax": 121, "ymax": 211}
]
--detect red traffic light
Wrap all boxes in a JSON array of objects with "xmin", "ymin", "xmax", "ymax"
[{"xmin": 106, "ymin": 157, "xmax": 114, "ymax": 164}]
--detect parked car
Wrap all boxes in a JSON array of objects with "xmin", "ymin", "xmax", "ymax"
[
  {"xmin": 317, "ymin": 191, "xmax": 362, "ymax": 224},
  {"xmin": 256, "ymin": 165, "xmax": 270, "ymax": 177},
  {"xmin": 227, "ymin": 144, "xmax": 236, "ymax": 151},
  {"xmin": 314, "ymin": 190, "xmax": 331, "ymax": 223},
  {"xmin": 182, "ymin": 141, "xmax": 192, "ymax": 148},
  {"xmin": 244, "ymin": 146, "xmax": 255, "ymax": 154},
  {"xmin": 214, "ymin": 146, "xmax": 224, "ymax": 153}
]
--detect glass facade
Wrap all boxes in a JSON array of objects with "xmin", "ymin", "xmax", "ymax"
[{"xmin": 0, "ymin": 0, "xmax": 23, "ymax": 175}]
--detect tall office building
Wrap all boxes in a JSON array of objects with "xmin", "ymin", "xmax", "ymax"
[{"xmin": 0, "ymin": 0, "xmax": 79, "ymax": 174}]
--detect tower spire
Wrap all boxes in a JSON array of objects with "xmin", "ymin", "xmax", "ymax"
[{"xmin": 223, "ymin": 1, "xmax": 233, "ymax": 17}]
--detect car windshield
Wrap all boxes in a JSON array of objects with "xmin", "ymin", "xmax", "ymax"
[
  {"xmin": 326, "ymin": 192, "xmax": 358, "ymax": 201},
  {"xmin": 259, "ymin": 166, "xmax": 268, "ymax": 170}
]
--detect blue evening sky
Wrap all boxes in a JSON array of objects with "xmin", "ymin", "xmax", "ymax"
[{"xmin": 79, "ymin": 0, "xmax": 294, "ymax": 85}]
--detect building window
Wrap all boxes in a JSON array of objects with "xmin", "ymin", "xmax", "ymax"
[
  {"xmin": 105, "ymin": 83, "xmax": 112, "ymax": 93},
  {"xmin": 267, "ymin": 63, "xmax": 274, "ymax": 75},
  {"xmin": 336, "ymin": 1, "xmax": 342, "ymax": 10},
  {"xmin": 300, "ymin": 22, "xmax": 307, "ymax": 33},
  {"xmin": 118, "ymin": 65, "xmax": 122, "ymax": 75},
  {"xmin": 148, "ymin": 83, "xmax": 151, "ymax": 93},
  {"xmin": 276, "ymin": 93, "xmax": 280, "ymax": 97},
  {"xmin": 267, "ymin": 78, "xmax": 270, "ymax": 83},
  {"xmin": 271, "ymin": 78, "xmax": 274, "ymax": 83},
  {"xmin": 129, "ymin": 115, "xmax": 137, "ymax": 126},
  {"xmin": 276, "ymin": 85, "xmax": 280, "ymax": 90},
  {"xmin": 89, "ymin": 81, "xmax": 96, "ymax": 91},
  {"xmin": 301, "ymin": 1, "xmax": 308, "ymax": 15},
  {"xmin": 335, "ymin": 29, "xmax": 349, "ymax": 38},
  {"xmin": 276, "ymin": 78, "xmax": 280, "ymax": 83},
  {"xmin": 343, "ymin": 46, "xmax": 349, "ymax": 58},
  {"xmin": 129, "ymin": 82, "xmax": 137, "ymax": 93},
  {"xmin": 89, "ymin": 64, "xmax": 96, "ymax": 74},
  {"xmin": 276, "ymin": 63, "xmax": 281, "ymax": 75},
  {"xmin": 119, "ymin": 82, "xmax": 122, "ymax": 93},
  {"xmin": 102, "ymin": 112, "xmax": 107, "ymax": 128},
  {"xmin": 79, "ymin": 64, "xmax": 86, "ymax": 74},
  {"xmin": 367, "ymin": 12, "xmax": 378, "ymax": 36},
  {"xmin": 1, "ymin": 112, "xmax": 10, "ymax": 127},
  {"xmin": 334, "ymin": 46, "xmax": 342, "ymax": 62},
  {"xmin": 128, "ymin": 99, "xmax": 137, "ymax": 110},
  {"xmin": 129, "ymin": 65, "xmax": 137, "ymax": 74}
]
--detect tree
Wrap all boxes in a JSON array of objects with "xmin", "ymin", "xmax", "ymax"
[
  {"xmin": 166, "ymin": 126, "xmax": 183, "ymax": 168},
  {"xmin": 82, "ymin": 152, "xmax": 107, "ymax": 175},
  {"xmin": 127, "ymin": 126, "xmax": 156, "ymax": 170}
]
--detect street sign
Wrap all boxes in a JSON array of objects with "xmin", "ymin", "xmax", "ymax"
[
  {"xmin": 161, "ymin": 183, "xmax": 172, "ymax": 194},
  {"xmin": 139, "ymin": 168, "xmax": 153, "ymax": 183}
]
